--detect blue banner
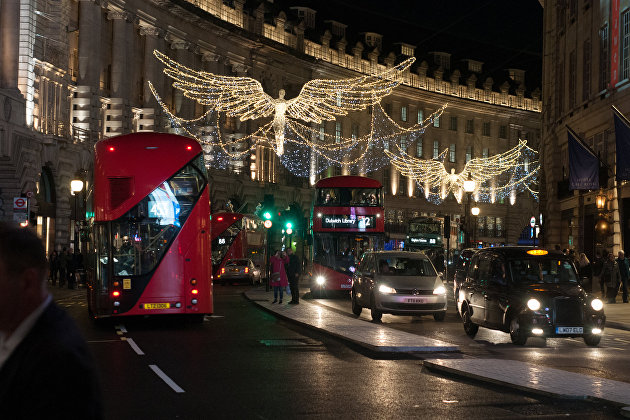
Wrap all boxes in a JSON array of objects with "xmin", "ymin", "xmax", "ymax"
[
  {"xmin": 614, "ymin": 111, "xmax": 630, "ymax": 181},
  {"xmin": 568, "ymin": 131, "xmax": 599, "ymax": 190}
]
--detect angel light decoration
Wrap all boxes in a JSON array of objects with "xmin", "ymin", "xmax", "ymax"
[{"xmin": 151, "ymin": 50, "xmax": 414, "ymax": 156}]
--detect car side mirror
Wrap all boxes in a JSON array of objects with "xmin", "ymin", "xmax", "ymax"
[{"xmin": 438, "ymin": 272, "xmax": 444, "ymax": 279}]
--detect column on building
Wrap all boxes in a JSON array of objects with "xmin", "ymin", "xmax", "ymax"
[
  {"xmin": 0, "ymin": 0, "xmax": 20, "ymax": 90},
  {"xmin": 136, "ymin": 22, "xmax": 163, "ymax": 132},
  {"xmin": 73, "ymin": 0, "xmax": 102, "ymax": 139}
]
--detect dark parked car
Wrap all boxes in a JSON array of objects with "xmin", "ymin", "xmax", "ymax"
[
  {"xmin": 458, "ymin": 247, "xmax": 606, "ymax": 346},
  {"xmin": 217, "ymin": 259, "xmax": 261, "ymax": 285},
  {"xmin": 351, "ymin": 251, "xmax": 447, "ymax": 322}
]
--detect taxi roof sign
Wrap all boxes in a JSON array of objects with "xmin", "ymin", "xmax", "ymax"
[{"xmin": 527, "ymin": 249, "xmax": 548, "ymax": 256}]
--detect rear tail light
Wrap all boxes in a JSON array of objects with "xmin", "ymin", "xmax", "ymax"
[
  {"xmin": 190, "ymin": 278, "xmax": 197, "ymax": 285},
  {"xmin": 191, "ymin": 289, "xmax": 199, "ymax": 295},
  {"xmin": 221, "ymin": 267, "xmax": 225, "ymax": 274},
  {"xmin": 112, "ymin": 291, "xmax": 120, "ymax": 297},
  {"xmin": 245, "ymin": 267, "xmax": 249, "ymax": 274}
]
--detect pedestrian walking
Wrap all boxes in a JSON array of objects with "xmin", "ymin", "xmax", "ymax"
[
  {"xmin": 48, "ymin": 250, "xmax": 59, "ymax": 286},
  {"xmin": 0, "ymin": 223, "xmax": 103, "ymax": 418},
  {"xmin": 286, "ymin": 248, "xmax": 301, "ymax": 304},
  {"xmin": 617, "ymin": 250, "xmax": 629, "ymax": 303},
  {"xmin": 592, "ymin": 251, "xmax": 605, "ymax": 294},
  {"xmin": 600, "ymin": 252, "xmax": 621, "ymax": 303},
  {"xmin": 58, "ymin": 247, "xmax": 68, "ymax": 287},
  {"xmin": 68, "ymin": 248, "xmax": 77, "ymax": 289},
  {"xmin": 577, "ymin": 253, "xmax": 592, "ymax": 291},
  {"xmin": 269, "ymin": 250, "xmax": 289, "ymax": 304}
]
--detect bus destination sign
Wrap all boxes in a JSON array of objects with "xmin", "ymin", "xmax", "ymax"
[{"xmin": 321, "ymin": 215, "xmax": 375, "ymax": 229}]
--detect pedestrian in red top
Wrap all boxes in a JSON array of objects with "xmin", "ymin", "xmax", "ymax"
[{"xmin": 270, "ymin": 250, "xmax": 289, "ymax": 303}]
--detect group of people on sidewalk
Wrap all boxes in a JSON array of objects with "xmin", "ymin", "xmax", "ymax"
[
  {"xmin": 47, "ymin": 247, "xmax": 84, "ymax": 289},
  {"xmin": 269, "ymin": 248, "xmax": 301, "ymax": 304},
  {"xmin": 572, "ymin": 247, "xmax": 629, "ymax": 304}
]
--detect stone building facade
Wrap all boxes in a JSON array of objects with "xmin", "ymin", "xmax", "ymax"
[
  {"xmin": 0, "ymin": 0, "xmax": 541, "ymax": 254},
  {"xmin": 541, "ymin": 0, "xmax": 630, "ymax": 257}
]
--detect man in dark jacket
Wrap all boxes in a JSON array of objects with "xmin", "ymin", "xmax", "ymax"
[
  {"xmin": 286, "ymin": 248, "xmax": 301, "ymax": 304},
  {"xmin": 601, "ymin": 252, "xmax": 621, "ymax": 303},
  {"xmin": 0, "ymin": 223, "xmax": 103, "ymax": 418},
  {"xmin": 617, "ymin": 250, "xmax": 629, "ymax": 303}
]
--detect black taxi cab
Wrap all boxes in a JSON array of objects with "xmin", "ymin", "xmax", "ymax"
[{"xmin": 457, "ymin": 247, "xmax": 605, "ymax": 346}]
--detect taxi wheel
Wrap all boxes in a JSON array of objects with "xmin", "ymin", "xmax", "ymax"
[
  {"xmin": 462, "ymin": 305, "xmax": 478, "ymax": 337},
  {"xmin": 370, "ymin": 295, "xmax": 382, "ymax": 322},
  {"xmin": 351, "ymin": 290, "xmax": 362, "ymax": 316},
  {"xmin": 509, "ymin": 316, "xmax": 528, "ymax": 345},
  {"xmin": 433, "ymin": 311, "xmax": 446, "ymax": 322},
  {"xmin": 583, "ymin": 333, "xmax": 601, "ymax": 346}
]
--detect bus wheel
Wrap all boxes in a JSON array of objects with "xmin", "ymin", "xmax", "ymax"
[
  {"xmin": 462, "ymin": 304, "xmax": 478, "ymax": 338},
  {"xmin": 351, "ymin": 290, "xmax": 362, "ymax": 316},
  {"xmin": 187, "ymin": 314, "xmax": 205, "ymax": 324}
]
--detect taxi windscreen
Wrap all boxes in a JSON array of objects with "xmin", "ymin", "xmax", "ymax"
[{"xmin": 509, "ymin": 258, "xmax": 578, "ymax": 284}]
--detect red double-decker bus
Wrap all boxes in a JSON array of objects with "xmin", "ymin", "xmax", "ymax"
[
  {"xmin": 310, "ymin": 176, "xmax": 385, "ymax": 296},
  {"xmin": 210, "ymin": 212, "xmax": 266, "ymax": 284},
  {"xmin": 86, "ymin": 133, "xmax": 212, "ymax": 320}
]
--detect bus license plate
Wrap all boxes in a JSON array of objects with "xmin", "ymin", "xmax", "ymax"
[
  {"xmin": 407, "ymin": 298, "xmax": 426, "ymax": 303},
  {"xmin": 144, "ymin": 303, "xmax": 170, "ymax": 310},
  {"xmin": 340, "ymin": 284, "xmax": 352, "ymax": 289},
  {"xmin": 556, "ymin": 326, "xmax": 582, "ymax": 334}
]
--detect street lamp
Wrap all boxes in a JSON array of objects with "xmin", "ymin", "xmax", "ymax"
[
  {"xmin": 462, "ymin": 174, "xmax": 476, "ymax": 248},
  {"xmin": 70, "ymin": 177, "xmax": 84, "ymax": 252},
  {"xmin": 596, "ymin": 189, "xmax": 607, "ymax": 210},
  {"xmin": 471, "ymin": 206, "xmax": 480, "ymax": 247}
]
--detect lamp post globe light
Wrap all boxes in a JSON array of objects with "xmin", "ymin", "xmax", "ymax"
[
  {"xmin": 70, "ymin": 177, "xmax": 84, "ymax": 252},
  {"xmin": 462, "ymin": 174, "xmax": 476, "ymax": 248}
]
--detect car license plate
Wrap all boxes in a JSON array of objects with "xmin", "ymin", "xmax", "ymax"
[
  {"xmin": 340, "ymin": 284, "xmax": 352, "ymax": 289},
  {"xmin": 231, "ymin": 269, "xmax": 239, "ymax": 273},
  {"xmin": 406, "ymin": 298, "xmax": 426, "ymax": 303},
  {"xmin": 556, "ymin": 326, "xmax": 583, "ymax": 334},
  {"xmin": 144, "ymin": 303, "xmax": 170, "ymax": 310}
]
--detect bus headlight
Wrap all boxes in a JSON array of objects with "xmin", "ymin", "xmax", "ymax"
[
  {"xmin": 591, "ymin": 298, "xmax": 604, "ymax": 311},
  {"xmin": 433, "ymin": 285, "xmax": 446, "ymax": 295},
  {"xmin": 527, "ymin": 298, "xmax": 541, "ymax": 311},
  {"xmin": 315, "ymin": 275, "xmax": 326, "ymax": 285},
  {"xmin": 378, "ymin": 285, "xmax": 396, "ymax": 294}
]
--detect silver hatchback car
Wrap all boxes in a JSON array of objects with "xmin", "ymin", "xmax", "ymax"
[{"xmin": 351, "ymin": 251, "xmax": 448, "ymax": 322}]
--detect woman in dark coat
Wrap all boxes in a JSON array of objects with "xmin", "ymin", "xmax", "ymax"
[{"xmin": 269, "ymin": 250, "xmax": 289, "ymax": 304}]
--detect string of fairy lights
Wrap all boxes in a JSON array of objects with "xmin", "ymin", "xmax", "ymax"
[{"xmin": 149, "ymin": 49, "xmax": 539, "ymax": 203}]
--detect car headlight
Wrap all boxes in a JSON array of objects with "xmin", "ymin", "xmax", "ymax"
[
  {"xmin": 315, "ymin": 275, "xmax": 326, "ymax": 285},
  {"xmin": 433, "ymin": 285, "xmax": 446, "ymax": 295},
  {"xmin": 378, "ymin": 284, "xmax": 396, "ymax": 294},
  {"xmin": 527, "ymin": 298, "xmax": 541, "ymax": 311},
  {"xmin": 591, "ymin": 298, "xmax": 604, "ymax": 311}
]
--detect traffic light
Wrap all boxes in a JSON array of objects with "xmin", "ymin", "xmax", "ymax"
[
  {"xmin": 285, "ymin": 221, "xmax": 293, "ymax": 235},
  {"xmin": 259, "ymin": 194, "xmax": 275, "ymax": 228}
]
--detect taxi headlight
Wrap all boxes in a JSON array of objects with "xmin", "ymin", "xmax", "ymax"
[
  {"xmin": 591, "ymin": 298, "xmax": 604, "ymax": 311},
  {"xmin": 527, "ymin": 298, "xmax": 541, "ymax": 311},
  {"xmin": 378, "ymin": 285, "xmax": 396, "ymax": 294},
  {"xmin": 315, "ymin": 275, "xmax": 326, "ymax": 285},
  {"xmin": 433, "ymin": 285, "xmax": 447, "ymax": 295}
]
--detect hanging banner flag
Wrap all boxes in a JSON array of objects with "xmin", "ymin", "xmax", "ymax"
[
  {"xmin": 611, "ymin": 0, "xmax": 620, "ymax": 87},
  {"xmin": 568, "ymin": 131, "xmax": 599, "ymax": 190},
  {"xmin": 613, "ymin": 109, "xmax": 630, "ymax": 180}
]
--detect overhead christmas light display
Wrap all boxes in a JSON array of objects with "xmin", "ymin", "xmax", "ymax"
[
  {"xmin": 385, "ymin": 139, "xmax": 539, "ymax": 204},
  {"xmin": 152, "ymin": 50, "xmax": 414, "ymax": 156}
]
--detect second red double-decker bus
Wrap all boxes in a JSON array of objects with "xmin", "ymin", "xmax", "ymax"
[
  {"xmin": 86, "ymin": 133, "xmax": 212, "ymax": 320},
  {"xmin": 210, "ymin": 212, "xmax": 266, "ymax": 284},
  {"xmin": 310, "ymin": 176, "xmax": 385, "ymax": 296}
]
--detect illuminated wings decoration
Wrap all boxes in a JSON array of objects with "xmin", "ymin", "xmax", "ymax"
[{"xmin": 151, "ymin": 50, "xmax": 414, "ymax": 155}]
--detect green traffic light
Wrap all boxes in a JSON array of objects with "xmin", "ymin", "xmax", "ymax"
[
  {"xmin": 263, "ymin": 211, "xmax": 272, "ymax": 220},
  {"xmin": 285, "ymin": 222, "xmax": 293, "ymax": 229}
]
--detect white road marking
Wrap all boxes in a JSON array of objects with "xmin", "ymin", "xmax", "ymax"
[
  {"xmin": 149, "ymin": 365, "xmax": 185, "ymax": 393},
  {"xmin": 116, "ymin": 325, "xmax": 128, "ymax": 333},
  {"xmin": 123, "ymin": 337, "xmax": 145, "ymax": 355},
  {"xmin": 87, "ymin": 339, "xmax": 122, "ymax": 343},
  {"xmin": 208, "ymin": 315, "xmax": 224, "ymax": 318}
]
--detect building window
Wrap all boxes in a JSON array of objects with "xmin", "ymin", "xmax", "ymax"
[
  {"xmin": 569, "ymin": 50, "xmax": 576, "ymax": 108},
  {"xmin": 623, "ymin": 10, "xmax": 630, "ymax": 80},
  {"xmin": 351, "ymin": 123, "xmax": 359, "ymax": 140},
  {"xmin": 417, "ymin": 109, "xmax": 423, "ymax": 124},
  {"xmin": 449, "ymin": 143, "xmax": 456, "ymax": 162},
  {"xmin": 335, "ymin": 122, "xmax": 341, "ymax": 143},
  {"xmin": 433, "ymin": 115, "xmax": 440, "ymax": 128},
  {"xmin": 401, "ymin": 106, "xmax": 407, "ymax": 122},
  {"xmin": 433, "ymin": 140, "xmax": 439, "ymax": 158},
  {"xmin": 466, "ymin": 146, "xmax": 472, "ymax": 162},
  {"xmin": 384, "ymin": 138, "xmax": 389, "ymax": 151},
  {"xmin": 384, "ymin": 103, "xmax": 392, "ymax": 116},
  {"xmin": 482, "ymin": 148, "xmax": 489, "ymax": 158},
  {"xmin": 319, "ymin": 124, "xmax": 325, "ymax": 141},
  {"xmin": 600, "ymin": 24, "xmax": 609, "ymax": 91},
  {"xmin": 465, "ymin": 119, "xmax": 474, "ymax": 134},
  {"xmin": 482, "ymin": 122, "xmax": 491, "ymax": 136},
  {"xmin": 401, "ymin": 135, "xmax": 407, "ymax": 152},
  {"xmin": 416, "ymin": 139, "xmax": 423, "ymax": 157},
  {"xmin": 583, "ymin": 39, "xmax": 591, "ymax": 101},
  {"xmin": 449, "ymin": 116, "xmax": 457, "ymax": 131},
  {"xmin": 499, "ymin": 125, "xmax": 508, "ymax": 139}
]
